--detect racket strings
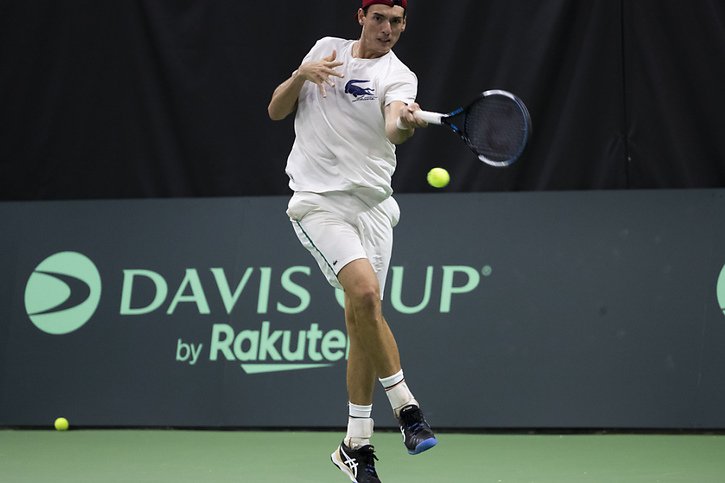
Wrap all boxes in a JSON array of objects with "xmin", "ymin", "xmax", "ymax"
[{"xmin": 463, "ymin": 96, "xmax": 529, "ymax": 165}]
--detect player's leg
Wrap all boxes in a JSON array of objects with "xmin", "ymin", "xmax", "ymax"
[
  {"xmin": 345, "ymin": 292, "xmax": 377, "ymax": 406},
  {"xmin": 332, "ymin": 261, "xmax": 392, "ymax": 481},
  {"xmin": 330, "ymin": 293, "xmax": 386, "ymax": 481},
  {"xmin": 339, "ymin": 259, "xmax": 401, "ymax": 379},
  {"xmin": 288, "ymin": 199, "xmax": 386, "ymax": 480},
  {"xmin": 290, "ymin": 194, "xmax": 436, "ymax": 460},
  {"xmin": 331, "ymin": 309, "xmax": 381, "ymax": 482},
  {"xmin": 343, "ymin": 292, "xmax": 376, "ymax": 450},
  {"xmin": 338, "ymin": 259, "xmax": 437, "ymax": 455}
]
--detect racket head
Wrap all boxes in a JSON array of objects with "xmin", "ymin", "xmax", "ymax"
[{"xmin": 444, "ymin": 90, "xmax": 532, "ymax": 167}]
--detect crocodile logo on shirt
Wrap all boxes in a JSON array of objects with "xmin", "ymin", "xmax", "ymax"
[{"xmin": 345, "ymin": 80, "xmax": 377, "ymax": 101}]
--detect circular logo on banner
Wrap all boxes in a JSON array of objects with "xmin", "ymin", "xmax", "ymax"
[
  {"xmin": 718, "ymin": 264, "xmax": 725, "ymax": 318},
  {"xmin": 24, "ymin": 252, "xmax": 102, "ymax": 335}
]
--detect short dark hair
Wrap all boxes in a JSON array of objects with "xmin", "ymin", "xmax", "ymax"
[{"xmin": 362, "ymin": 6, "xmax": 407, "ymax": 17}]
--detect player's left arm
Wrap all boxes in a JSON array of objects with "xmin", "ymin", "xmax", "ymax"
[{"xmin": 385, "ymin": 101, "xmax": 427, "ymax": 145}]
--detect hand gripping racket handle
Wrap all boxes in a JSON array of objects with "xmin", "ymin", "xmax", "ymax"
[
  {"xmin": 414, "ymin": 110, "xmax": 445, "ymax": 125},
  {"xmin": 397, "ymin": 110, "xmax": 446, "ymax": 130}
]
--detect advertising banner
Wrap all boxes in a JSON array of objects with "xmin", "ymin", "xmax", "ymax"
[{"xmin": 2, "ymin": 191, "xmax": 725, "ymax": 429}]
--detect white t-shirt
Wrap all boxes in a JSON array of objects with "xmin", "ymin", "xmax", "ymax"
[{"xmin": 285, "ymin": 37, "xmax": 417, "ymax": 206}]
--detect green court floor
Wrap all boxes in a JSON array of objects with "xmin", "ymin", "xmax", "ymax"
[{"xmin": 1, "ymin": 430, "xmax": 724, "ymax": 482}]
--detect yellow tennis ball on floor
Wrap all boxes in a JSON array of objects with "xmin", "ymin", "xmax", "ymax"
[
  {"xmin": 54, "ymin": 417, "xmax": 69, "ymax": 431},
  {"xmin": 427, "ymin": 167, "xmax": 450, "ymax": 188}
]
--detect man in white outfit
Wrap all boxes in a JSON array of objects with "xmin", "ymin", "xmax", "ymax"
[{"xmin": 268, "ymin": 1, "xmax": 437, "ymax": 481}]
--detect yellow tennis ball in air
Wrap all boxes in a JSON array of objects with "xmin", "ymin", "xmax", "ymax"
[
  {"xmin": 54, "ymin": 417, "xmax": 69, "ymax": 431},
  {"xmin": 427, "ymin": 167, "xmax": 450, "ymax": 188}
]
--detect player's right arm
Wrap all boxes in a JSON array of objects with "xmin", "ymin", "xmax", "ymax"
[{"xmin": 267, "ymin": 50, "xmax": 344, "ymax": 121}]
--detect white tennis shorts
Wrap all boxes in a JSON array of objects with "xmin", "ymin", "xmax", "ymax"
[{"xmin": 287, "ymin": 191, "xmax": 400, "ymax": 296}]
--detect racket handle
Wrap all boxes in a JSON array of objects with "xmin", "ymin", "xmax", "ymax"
[{"xmin": 414, "ymin": 110, "xmax": 445, "ymax": 125}]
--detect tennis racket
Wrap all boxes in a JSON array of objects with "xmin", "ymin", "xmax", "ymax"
[{"xmin": 412, "ymin": 90, "xmax": 532, "ymax": 167}]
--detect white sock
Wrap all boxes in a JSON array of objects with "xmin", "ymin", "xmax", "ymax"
[
  {"xmin": 348, "ymin": 402, "xmax": 373, "ymax": 419},
  {"xmin": 379, "ymin": 370, "xmax": 418, "ymax": 417},
  {"xmin": 345, "ymin": 403, "xmax": 373, "ymax": 449}
]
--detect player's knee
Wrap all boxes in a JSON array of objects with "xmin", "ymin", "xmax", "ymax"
[{"xmin": 349, "ymin": 286, "xmax": 381, "ymax": 315}]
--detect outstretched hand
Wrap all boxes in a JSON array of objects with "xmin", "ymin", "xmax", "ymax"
[{"xmin": 298, "ymin": 50, "xmax": 344, "ymax": 98}]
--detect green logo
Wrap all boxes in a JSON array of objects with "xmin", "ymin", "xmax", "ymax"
[
  {"xmin": 25, "ymin": 252, "xmax": 102, "ymax": 335},
  {"xmin": 718, "ymin": 264, "xmax": 725, "ymax": 318},
  {"xmin": 208, "ymin": 322, "xmax": 348, "ymax": 374}
]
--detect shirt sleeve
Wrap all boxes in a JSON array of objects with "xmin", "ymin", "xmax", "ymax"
[
  {"xmin": 301, "ymin": 37, "xmax": 337, "ymax": 64},
  {"xmin": 384, "ymin": 69, "xmax": 418, "ymax": 106}
]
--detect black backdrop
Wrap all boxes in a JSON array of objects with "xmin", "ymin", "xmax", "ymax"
[{"xmin": 1, "ymin": 0, "xmax": 724, "ymax": 200}]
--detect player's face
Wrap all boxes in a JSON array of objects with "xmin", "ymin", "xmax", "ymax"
[{"xmin": 357, "ymin": 5, "xmax": 407, "ymax": 58}]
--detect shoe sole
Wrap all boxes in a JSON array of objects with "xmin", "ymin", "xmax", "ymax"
[
  {"xmin": 330, "ymin": 448, "xmax": 358, "ymax": 482},
  {"xmin": 408, "ymin": 436, "xmax": 438, "ymax": 455}
]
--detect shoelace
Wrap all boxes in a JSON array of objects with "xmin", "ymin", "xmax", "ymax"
[
  {"xmin": 357, "ymin": 447, "xmax": 379, "ymax": 476},
  {"xmin": 405, "ymin": 421, "xmax": 425, "ymax": 435},
  {"xmin": 400, "ymin": 408, "xmax": 427, "ymax": 434}
]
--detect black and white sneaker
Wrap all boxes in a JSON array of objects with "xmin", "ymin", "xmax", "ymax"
[
  {"xmin": 331, "ymin": 441, "xmax": 381, "ymax": 483},
  {"xmin": 398, "ymin": 405, "xmax": 438, "ymax": 455}
]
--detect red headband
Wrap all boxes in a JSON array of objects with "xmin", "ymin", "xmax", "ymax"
[{"xmin": 362, "ymin": 0, "xmax": 408, "ymax": 9}]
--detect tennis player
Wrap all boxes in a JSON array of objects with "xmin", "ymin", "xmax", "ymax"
[{"xmin": 268, "ymin": 1, "xmax": 436, "ymax": 481}]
